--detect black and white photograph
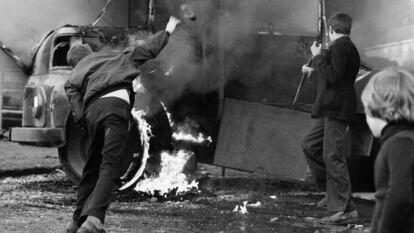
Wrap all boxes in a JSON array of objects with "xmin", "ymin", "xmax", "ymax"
[{"xmin": 0, "ymin": 0, "xmax": 413, "ymax": 232}]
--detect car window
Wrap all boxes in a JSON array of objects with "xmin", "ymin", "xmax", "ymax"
[{"xmin": 51, "ymin": 36, "xmax": 71, "ymax": 68}]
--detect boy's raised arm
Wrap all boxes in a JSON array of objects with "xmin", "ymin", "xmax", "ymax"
[{"xmin": 130, "ymin": 16, "xmax": 181, "ymax": 66}]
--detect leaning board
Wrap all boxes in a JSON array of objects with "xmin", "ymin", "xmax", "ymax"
[{"xmin": 214, "ymin": 98, "xmax": 313, "ymax": 180}]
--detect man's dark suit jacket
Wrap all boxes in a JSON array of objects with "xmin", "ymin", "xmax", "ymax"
[{"xmin": 310, "ymin": 36, "xmax": 360, "ymax": 120}]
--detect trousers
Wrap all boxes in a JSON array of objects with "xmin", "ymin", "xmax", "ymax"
[
  {"xmin": 301, "ymin": 117, "xmax": 355, "ymax": 212},
  {"xmin": 72, "ymin": 97, "xmax": 133, "ymax": 225}
]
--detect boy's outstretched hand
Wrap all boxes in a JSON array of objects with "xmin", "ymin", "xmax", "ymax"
[{"xmin": 166, "ymin": 16, "xmax": 182, "ymax": 34}]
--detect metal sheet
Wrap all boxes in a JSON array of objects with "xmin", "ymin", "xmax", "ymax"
[{"xmin": 214, "ymin": 98, "xmax": 313, "ymax": 180}]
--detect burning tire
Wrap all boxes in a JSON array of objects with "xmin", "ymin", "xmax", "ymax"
[
  {"xmin": 145, "ymin": 105, "xmax": 173, "ymax": 156},
  {"xmin": 58, "ymin": 106, "xmax": 173, "ymax": 185}
]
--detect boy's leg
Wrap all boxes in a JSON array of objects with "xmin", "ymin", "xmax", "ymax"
[
  {"xmin": 72, "ymin": 125, "xmax": 103, "ymax": 226},
  {"xmin": 72, "ymin": 156, "xmax": 101, "ymax": 224},
  {"xmin": 323, "ymin": 117, "xmax": 355, "ymax": 213},
  {"xmin": 79, "ymin": 113, "xmax": 130, "ymax": 224},
  {"xmin": 301, "ymin": 118, "xmax": 326, "ymax": 191}
]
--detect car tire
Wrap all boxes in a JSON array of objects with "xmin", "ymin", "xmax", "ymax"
[
  {"xmin": 58, "ymin": 106, "xmax": 173, "ymax": 185},
  {"xmin": 58, "ymin": 115, "xmax": 89, "ymax": 185}
]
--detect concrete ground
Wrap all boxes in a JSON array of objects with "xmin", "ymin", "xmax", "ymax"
[
  {"xmin": 0, "ymin": 140, "xmax": 59, "ymax": 175},
  {"xmin": 0, "ymin": 139, "xmax": 374, "ymax": 233}
]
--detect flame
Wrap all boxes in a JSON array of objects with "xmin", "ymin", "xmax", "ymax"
[
  {"xmin": 119, "ymin": 108, "xmax": 152, "ymax": 191},
  {"xmin": 120, "ymin": 104, "xmax": 208, "ymax": 194},
  {"xmin": 172, "ymin": 131, "xmax": 212, "ymax": 144},
  {"xmin": 172, "ymin": 117, "xmax": 213, "ymax": 145},
  {"xmin": 160, "ymin": 103, "xmax": 212, "ymax": 145},
  {"xmin": 134, "ymin": 150, "xmax": 199, "ymax": 196},
  {"xmin": 160, "ymin": 102, "xmax": 174, "ymax": 127}
]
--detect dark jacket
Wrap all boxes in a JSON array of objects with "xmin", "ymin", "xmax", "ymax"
[
  {"xmin": 310, "ymin": 36, "xmax": 360, "ymax": 120},
  {"xmin": 64, "ymin": 31, "xmax": 170, "ymax": 122},
  {"xmin": 370, "ymin": 123, "xmax": 414, "ymax": 233}
]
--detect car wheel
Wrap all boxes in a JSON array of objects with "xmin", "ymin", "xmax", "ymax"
[
  {"xmin": 58, "ymin": 115, "xmax": 89, "ymax": 185},
  {"xmin": 58, "ymin": 105, "xmax": 173, "ymax": 185}
]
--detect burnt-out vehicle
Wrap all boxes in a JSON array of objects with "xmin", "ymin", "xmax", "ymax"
[{"xmin": 8, "ymin": 25, "xmax": 172, "ymax": 183}]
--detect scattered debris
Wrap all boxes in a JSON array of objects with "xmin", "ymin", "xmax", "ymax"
[
  {"xmin": 285, "ymin": 191, "xmax": 323, "ymax": 196},
  {"xmin": 247, "ymin": 201, "xmax": 262, "ymax": 207},
  {"xmin": 270, "ymin": 195, "xmax": 277, "ymax": 199},
  {"xmin": 269, "ymin": 217, "xmax": 279, "ymax": 222},
  {"xmin": 232, "ymin": 201, "xmax": 248, "ymax": 214},
  {"xmin": 347, "ymin": 224, "xmax": 364, "ymax": 229},
  {"xmin": 304, "ymin": 216, "xmax": 317, "ymax": 222},
  {"xmin": 239, "ymin": 203, "xmax": 248, "ymax": 214}
]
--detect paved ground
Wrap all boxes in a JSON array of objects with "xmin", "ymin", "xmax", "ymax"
[
  {"xmin": 0, "ymin": 140, "xmax": 373, "ymax": 233},
  {"xmin": 0, "ymin": 140, "xmax": 59, "ymax": 174}
]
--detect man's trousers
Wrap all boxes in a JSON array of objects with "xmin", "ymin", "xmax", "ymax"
[
  {"xmin": 301, "ymin": 117, "xmax": 356, "ymax": 212},
  {"xmin": 72, "ymin": 97, "xmax": 134, "ymax": 225}
]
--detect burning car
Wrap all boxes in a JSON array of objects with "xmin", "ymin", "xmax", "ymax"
[{"xmin": 8, "ymin": 25, "xmax": 173, "ymax": 184}]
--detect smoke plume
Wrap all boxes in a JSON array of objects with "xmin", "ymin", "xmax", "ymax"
[
  {"xmin": 326, "ymin": 0, "xmax": 414, "ymax": 69},
  {"xmin": 144, "ymin": 0, "xmax": 319, "ymax": 105}
]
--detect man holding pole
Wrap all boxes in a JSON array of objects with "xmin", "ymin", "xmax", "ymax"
[{"xmin": 301, "ymin": 12, "xmax": 360, "ymax": 225}]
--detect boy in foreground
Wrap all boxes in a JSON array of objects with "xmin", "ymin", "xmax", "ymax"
[{"xmin": 361, "ymin": 68, "xmax": 414, "ymax": 233}]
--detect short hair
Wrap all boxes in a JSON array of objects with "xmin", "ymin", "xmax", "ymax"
[
  {"xmin": 328, "ymin": 12, "xmax": 353, "ymax": 35},
  {"xmin": 67, "ymin": 44, "xmax": 93, "ymax": 67},
  {"xmin": 361, "ymin": 67, "xmax": 414, "ymax": 123}
]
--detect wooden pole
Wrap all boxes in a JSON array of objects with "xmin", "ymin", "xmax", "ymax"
[
  {"xmin": 0, "ymin": 73, "xmax": 3, "ymax": 130},
  {"xmin": 217, "ymin": 0, "xmax": 225, "ymax": 118}
]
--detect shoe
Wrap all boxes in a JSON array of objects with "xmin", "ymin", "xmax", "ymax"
[
  {"xmin": 65, "ymin": 221, "xmax": 78, "ymax": 233},
  {"xmin": 77, "ymin": 227, "xmax": 106, "ymax": 233},
  {"xmin": 319, "ymin": 210, "xmax": 359, "ymax": 225},
  {"xmin": 316, "ymin": 196, "xmax": 328, "ymax": 208},
  {"xmin": 77, "ymin": 226, "xmax": 106, "ymax": 233},
  {"xmin": 76, "ymin": 221, "xmax": 105, "ymax": 233}
]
